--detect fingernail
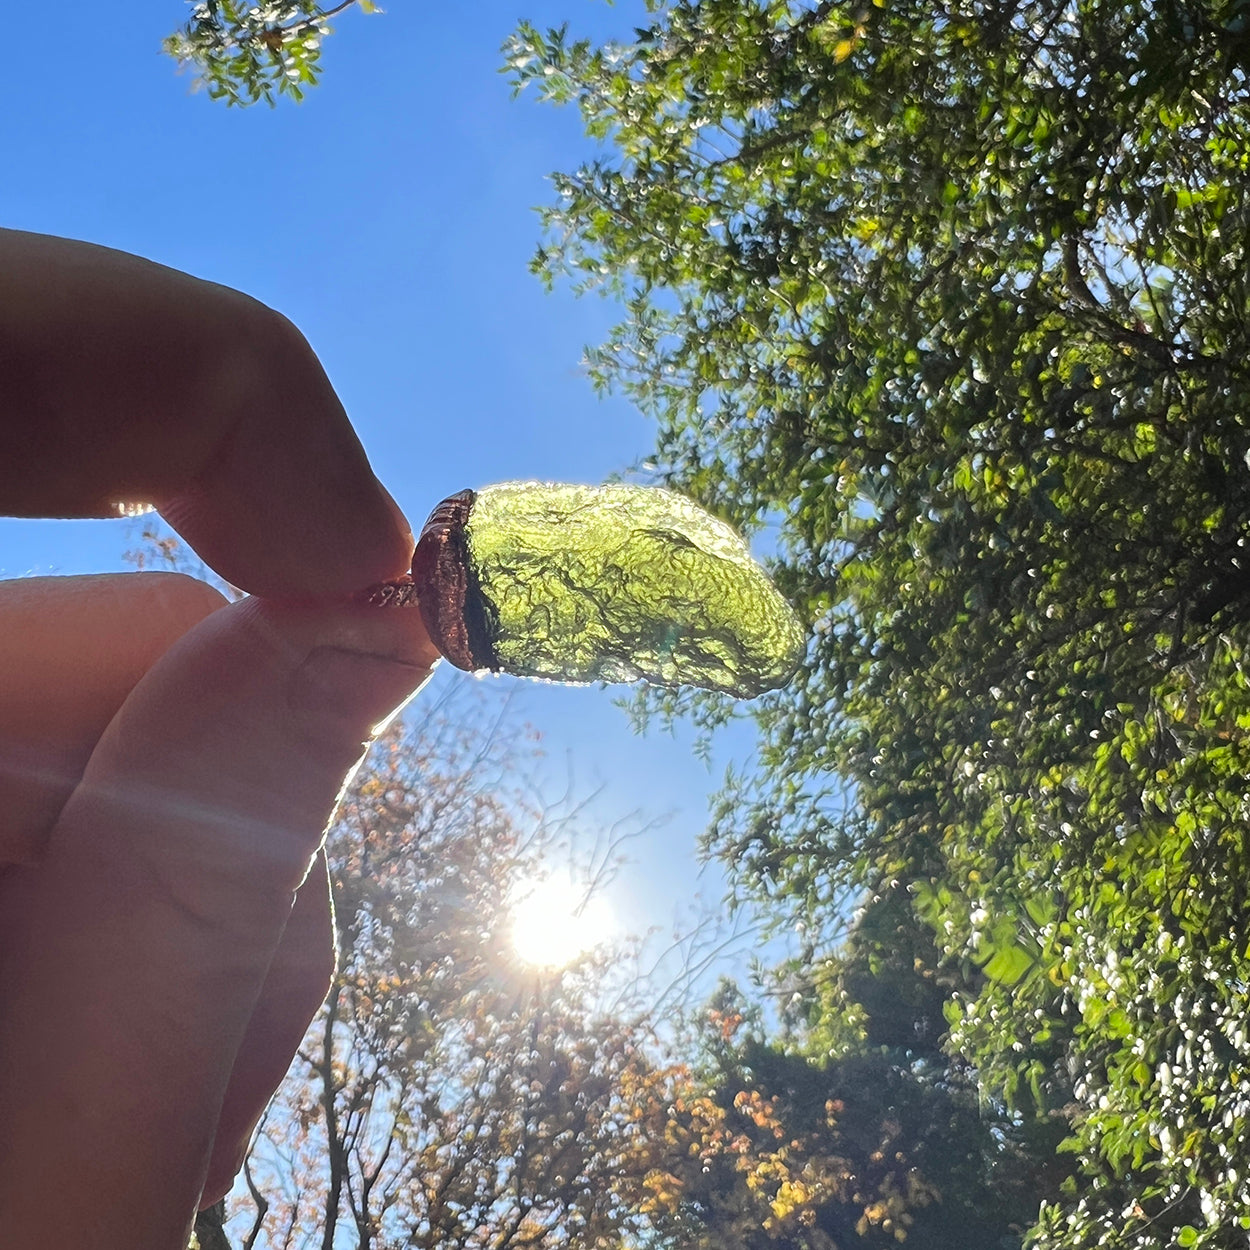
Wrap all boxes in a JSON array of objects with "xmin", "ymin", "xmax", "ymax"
[{"xmin": 288, "ymin": 646, "xmax": 431, "ymax": 734}]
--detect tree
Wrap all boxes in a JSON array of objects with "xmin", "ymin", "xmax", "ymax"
[
  {"xmin": 614, "ymin": 963, "xmax": 1065, "ymax": 1250},
  {"xmin": 197, "ymin": 686, "xmax": 654, "ymax": 1250},
  {"xmin": 164, "ymin": 1, "xmax": 379, "ymax": 106},
  {"xmin": 506, "ymin": 3, "xmax": 1250, "ymax": 1246}
]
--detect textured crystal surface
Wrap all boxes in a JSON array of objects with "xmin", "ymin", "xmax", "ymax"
[{"xmin": 462, "ymin": 481, "xmax": 804, "ymax": 697}]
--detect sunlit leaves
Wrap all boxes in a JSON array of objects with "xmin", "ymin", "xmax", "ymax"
[
  {"xmin": 164, "ymin": 1, "xmax": 375, "ymax": 106},
  {"xmin": 616, "ymin": 996, "xmax": 1047, "ymax": 1249},
  {"xmin": 510, "ymin": 1, "xmax": 1250, "ymax": 1245}
]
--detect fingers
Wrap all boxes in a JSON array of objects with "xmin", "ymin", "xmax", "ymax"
[
  {"xmin": 201, "ymin": 853, "xmax": 336, "ymax": 1208},
  {"xmin": 0, "ymin": 597, "xmax": 438, "ymax": 1248},
  {"xmin": 0, "ymin": 573, "xmax": 228, "ymax": 864},
  {"xmin": 0, "ymin": 229, "xmax": 414, "ymax": 598}
]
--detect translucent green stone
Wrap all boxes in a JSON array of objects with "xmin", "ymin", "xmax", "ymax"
[{"xmin": 444, "ymin": 481, "xmax": 804, "ymax": 698}]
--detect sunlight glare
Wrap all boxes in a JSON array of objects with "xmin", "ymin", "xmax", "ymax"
[{"xmin": 511, "ymin": 877, "xmax": 613, "ymax": 969}]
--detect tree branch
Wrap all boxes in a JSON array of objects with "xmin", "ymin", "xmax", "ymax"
[{"xmin": 193, "ymin": 1203, "xmax": 234, "ymax": 1250}]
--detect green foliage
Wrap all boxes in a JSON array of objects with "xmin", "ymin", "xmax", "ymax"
[
  {"xmin": 508, "ymin": 2, "xmax": 1250, "ymax": 1245},
  {"xmin": 164, "ymin": 0, "xmax": 376, "ymax": 106},
  {"xmin": 621, "ymin": 974, "xmax": 1060, "ymax": 1250}
]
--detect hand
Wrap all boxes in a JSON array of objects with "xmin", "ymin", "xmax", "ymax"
[{"xmin": 0, "ymin": 230, "xmax": 440, "ymax": 1248}]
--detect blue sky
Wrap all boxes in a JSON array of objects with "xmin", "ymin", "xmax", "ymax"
[{"xmin": 0, "ymin": 2, "xmax": 775, "ymax": 968}]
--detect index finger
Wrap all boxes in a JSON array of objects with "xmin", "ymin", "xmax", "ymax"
[{"xmin": 0, "ymin": 229, "xmax": 413, "ymax": 599}]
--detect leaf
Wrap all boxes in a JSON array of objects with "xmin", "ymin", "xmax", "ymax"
[{"xmin": 981, "ymin": 944, "xmax": 1034, "ymax": 987}]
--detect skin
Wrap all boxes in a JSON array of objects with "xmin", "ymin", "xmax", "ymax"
[{"xmin": 0, "ymin": 229, "xmax": 441, "ymax": 1248}]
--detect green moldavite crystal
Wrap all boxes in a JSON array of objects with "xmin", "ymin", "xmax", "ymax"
[{"xmin": 414, "ymin": 481, "xmax": 804, "ymax": 698}]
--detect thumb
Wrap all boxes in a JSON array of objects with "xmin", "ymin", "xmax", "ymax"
[{"xmin": 0, "ymin": 597, "xmax": 438, "ymax": 1250}]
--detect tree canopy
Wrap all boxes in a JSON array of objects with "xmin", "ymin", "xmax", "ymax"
[
  {"xmin": 204, "ymin": 690, "xmax": 654, "ymax": 1250},
  {"xmin": 162, "ymin": 1, "xmax": 1250, "ymax": 1243},
  {"xmin": 611, "ymin": 968, "xmax": 1064, "ymax": 1250},
  {"xmin": 164, "ymin": 1, "xmax": 377, "ymax": 106},
  {"xmin": 505, "ymin": 2, "xmax": 1250, "ymax": 1245}
]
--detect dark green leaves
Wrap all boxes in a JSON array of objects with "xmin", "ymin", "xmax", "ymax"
[{"xmin": 509, "ymin": 2, "xmax": 1250, "ymax": 1245}]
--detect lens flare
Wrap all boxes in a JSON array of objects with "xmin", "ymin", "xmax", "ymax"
[{"xmin": 510, "ymin": 877, "xmax": 613, "ymax": 969}]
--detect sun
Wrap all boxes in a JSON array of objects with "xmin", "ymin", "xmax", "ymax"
[{"xmin": 510, "ymin": 876, "xmax": 613, "ymax": 969}]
